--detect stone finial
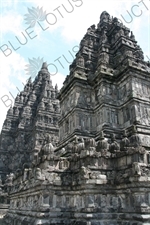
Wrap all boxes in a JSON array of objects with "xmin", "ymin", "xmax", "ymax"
[
  {"xmin": 28, "ymin": 77, "xmax": 32, "ymax": 83},
  {"xmin": 100, "ymin": 130, "xmax": 105, "ymax": 139},
  {"xmin": 7, "ymin": 106, "xmax": 13, "ymax": 115},
  {"xmin": 15, "ymin": 94, "xmax": 20, "ymax": 102},
  {"xmin": 123, "ymin": 129, "xmax": 127, "ymax": 137},
  {"xmin": 130, "ymin": 31, "xmax": 135, "ymax": 40},
  {"xmin": 100, "ymin": 11, "xmax": 110, "ymax": 22},
  {"xmin": 132, "ymin": 125, "xmax": 137, "ymax": 134},
  {"xmin": 74, "ymin": 135, "xmax": 78, "ymax": 144},
  {"xmin": 55, "ymin": 84, "xmax": 58, "ymax": 91},
  {"xmin": 41, "ymin": 62, "xmax": 48, "ymax": 70}
]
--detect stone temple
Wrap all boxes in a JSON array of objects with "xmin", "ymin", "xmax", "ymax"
[{"xmin": 0, "ymin": 11, "xmax": 150, "ymax": 225}]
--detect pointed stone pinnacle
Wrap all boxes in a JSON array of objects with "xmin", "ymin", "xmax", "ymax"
[{"xmin": 41, "ymin": 62, "xmax": 48, "ymax": 70}]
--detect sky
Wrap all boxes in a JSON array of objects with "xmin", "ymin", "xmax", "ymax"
[{"xmin": 0, "ymin": 0, "xmax": 150, "ymax": 131}]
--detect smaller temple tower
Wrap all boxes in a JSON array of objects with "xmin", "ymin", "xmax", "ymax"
[{"xmin": 0, "ymin": 63, "xmax": 60, "ymax": 180}]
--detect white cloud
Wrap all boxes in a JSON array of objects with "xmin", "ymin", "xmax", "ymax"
[
  {"xmin": 51, "ymin": 72, "xmax": 65, "ymax": 90},
  {"xmin": 25, "ymin": 0, "xmax": 149, "ymax": 46},
  {"xmin": 0, "ymin": 52, "xmax": 27, "ymax": 131},
  {"xmin": 0, "ymin": 11, "xmax": 24, "ymax": 42}
]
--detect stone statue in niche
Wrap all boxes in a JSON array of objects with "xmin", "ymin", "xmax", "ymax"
[
  {"xmin": 82, "ymin": 45, "xmax": 89, "ymax": 54},
  {"xmin": 23, "ymin": 169, "xmax": 28, "ymax": 181},
  {"xmin": 119, "ymin": 28, "xmax": 124, "ymax": 36},
  {"xmin": 47, "ymin": 101, "xmax": 54, "ymax": 112},
  {"xmin": 99, "ymin": 52, "xmax": 109, "ymax": 65},
  {"xmin": 51, "ymin": 91, "xmax": 56, "ymax": 99},
  {"xmin": 115, "ymin": 51, "xmax": 123, "ymax": 65},
  {"xmin": 111, "ymin": 111, "xmax": 116, "ymax": 124},
  {"xmin": 79, "ymin": 114, "xmax": 84, "ymax": 130},
  {"xmin": 59, "ymin": 159, "xmax": 69, "ymax": 170},
  {"xmin": 120, "ymin": 130, "xmax": 130, "ymax": 151},
  {"xmin": 101, "ymin": 30, "xmax": 108, "ymax": 44},
  {"xmin": 125, "ymin": 50, "xmax": 133, "ymax": 58},
  {"xmin": 96, "ymin": 131, "xmax": 109, "ymax": 153},
  {"xmin": 123, "ymin": 108, "xmax": 127, "ymax": 123},
  {"xmin": 85, "ymin": 138, "xmax": 96, "ymax": 151},
  {"xmin": 20, "ymin": 95, "xmax": 24, "ymax": 103},
  {"xmin": 76, "ymin": 55, "xmax": 85, "ymax": 67},
  {"xmin": 126, "ymin": 107, "xmax": 130, "ymax": 122},
  {"xmin": 85, "ymin": 52, "xmax": 94, "ymax": 71},
  {"xmin": 55, "ymin": 102, "xmax": 61, "ymax": 113},
  {"xmin": 132, "ymin": 162, "xmax": 141, "ymax": 176},
  {"xmin": 24, "ymin": 96, "xmax": 29, "ymax": 105},
  {"xmin": 124, "ymin": 29, "xmax": 130, "ymax": 37},
  {"xmin": 47, "ymin": 90, "xmax": 51, "ymax": 98},
  {"xmin": 29, "ymin": 91, "xmax": 36, "ymax": 101},
  {"xmin": 73, "ymin": 136, "xmax": 79, "ymax": 153},
  {"xmin": 141, "ymin": 107, "xmax": 149, "ymax": 126},
  {"xmin": 14, "ymin": 107, "xmax": 19, "ymax": 116},
  {"xmin": 114, "ymin": 31, "xmax": 120, "ymax": 41},
  {"xmin": 42, "ymin": 134, "xmax": 54, "ymax": 161},
  {"xmin": 106, "ymin": 110, "xmax": 110, "ymax": 123},
  {"xmin": 65, "ymin": 142, "xmax": 74, "ymax": 154},
  {"xmin": 65, "ymin": 119, "xmax": 69, "ymax": 133},
  {"xmin": 131, "ymin": 104, "xmax": 140, "ymax": 124},
  {"xmin": 94, "ymin": 38, "xmax": 99, "ymax": 50},
  {"xmin": 24, "ymin": 105, "xmax": 31, "ymax": 114},
  {"xmin": 109, "ymin": 134, "xmax": 120, "ymax": 153},
  {"xmin": 34, "ymin": 168, "xmax": 45, "ymax": 181},
  {"xmin": 79, "ymin": 166, "xmax": 90, "ymax": 181},
  {"xmin": 88, "ymin": 38, "xmax": 93, "ymax": 48},
  {"xmin": 61, "ymin": 173, "xmax": 72, "ymax": 186},
  {"xmin": 32, "ymin": 150, "xmax": 39, "ymax": 166},
  {"xmin": 5, "ymin": 173, "xmax": 14, "ymax": 191},
  {"xmin": 134, "ymin": 49, "xmax": 144, "ymax": 60},
  {"xmin": 129, "ymin": 125, "xmax": 141, "ymax": 148}
]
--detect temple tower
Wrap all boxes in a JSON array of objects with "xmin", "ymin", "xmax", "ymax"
[
  {"xmin": 0, "ymin": 63, "xmax": 60, "ymax": 180},
  {"xmin": 58, "ymin": 11, "xmax": 150, "ymax": 150}
]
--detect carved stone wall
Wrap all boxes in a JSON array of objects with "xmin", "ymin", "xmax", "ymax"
[{"xmin": 3, "ymin": 138, "xmax": 150, "ymax": 224}]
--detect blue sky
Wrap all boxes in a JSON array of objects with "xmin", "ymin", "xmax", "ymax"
[{"xmin": 0, "ymin": 0, "xmax": 150, "ymax": 131}]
